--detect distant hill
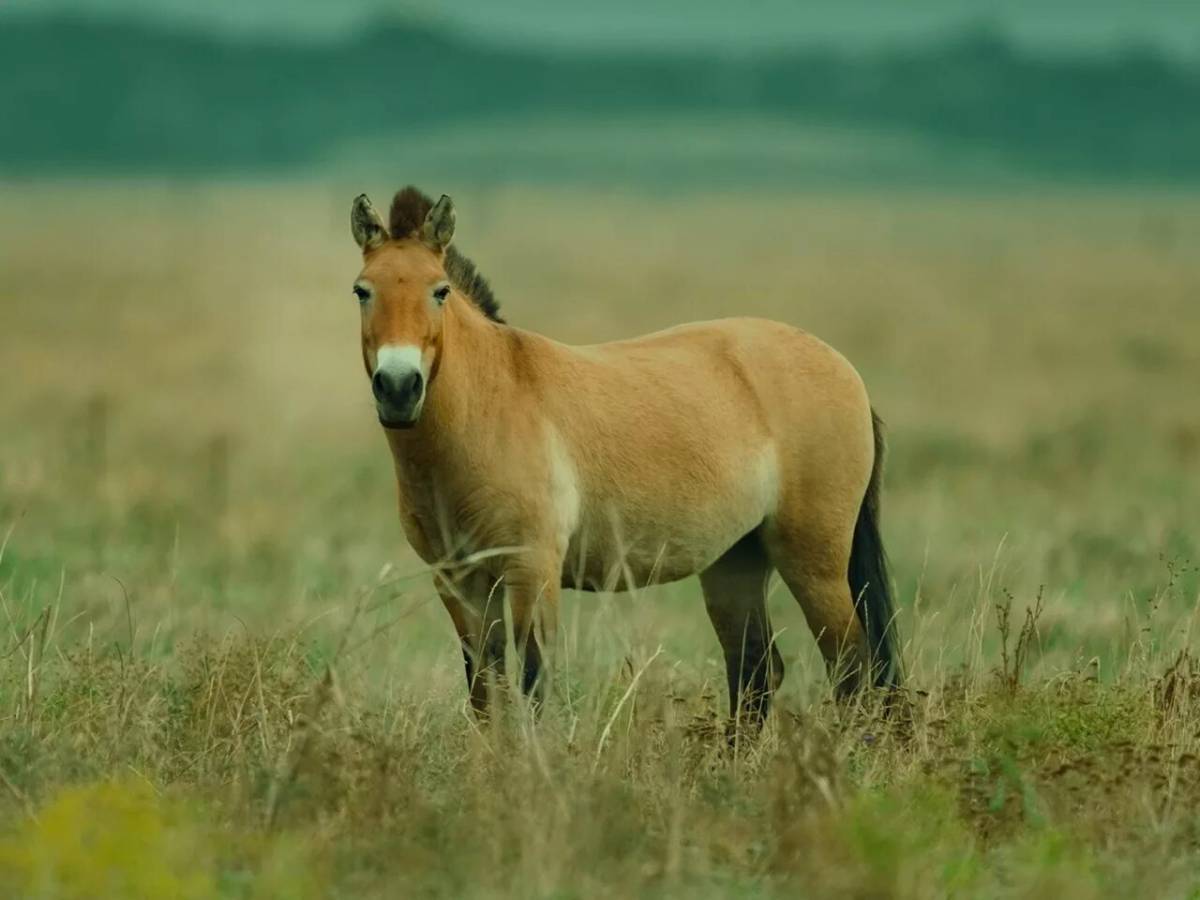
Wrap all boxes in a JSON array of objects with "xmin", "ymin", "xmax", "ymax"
[{"xmin": 2, "ymin": 16, "xmax": 1198, "ymax": 180}]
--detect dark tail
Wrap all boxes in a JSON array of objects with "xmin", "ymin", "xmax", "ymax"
[{"xmin": 848, "ymin": 410, "xmax": 902, "ymax": 688}]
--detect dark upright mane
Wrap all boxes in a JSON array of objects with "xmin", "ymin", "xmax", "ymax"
[
  {"xmin": 387, "ymin": 186, "xmax": 431, "ymax": 241},
  {"xmin": 443, "ymin": 246, "xmax": 502, "ymax": 323},
  {"xmin": 388, "ymin": 185, "xmax": 503, "ymax": 323}
]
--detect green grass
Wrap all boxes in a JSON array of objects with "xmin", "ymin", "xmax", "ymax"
[{"xmin": 1, "ymin": 181, "xmax": 1199, "ymax": 896}]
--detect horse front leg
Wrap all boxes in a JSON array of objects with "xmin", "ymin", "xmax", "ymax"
[
  {"xmin": 436, "ymin": 568, "xmax": 507, "ymax": 718},
  {"xmin": 505, "ymin": 554, "xmax": 561, "ymax": 711}
]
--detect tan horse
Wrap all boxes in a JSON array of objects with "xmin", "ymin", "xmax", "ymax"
[{"xmin": 349, "ymin": 186, "xmax": 900, "ymax": 728}]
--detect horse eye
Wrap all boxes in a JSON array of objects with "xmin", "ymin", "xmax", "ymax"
[
  {"xmin": 433, "ymin": 284, "xmax": 451, "ymax": 304},
  {"xmin": 353, "ymin": 285, "xmax": 370, "ymax": 303}
]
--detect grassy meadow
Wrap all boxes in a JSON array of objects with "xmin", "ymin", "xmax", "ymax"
[{"xmin": 1, "ymin": 181, "xmax": 1199, "ymax": 897}]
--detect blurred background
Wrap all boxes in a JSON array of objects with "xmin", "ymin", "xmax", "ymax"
[
  {"xmin": 3, "ymin": 0, "xmax": 1199, "ymax": 180},
  {"xmin": 1, "ymin": 1, "xmax": 1198, "ymax": 687}
]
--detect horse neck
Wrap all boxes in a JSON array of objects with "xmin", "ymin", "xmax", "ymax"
[{"xmin": 384, "ymin": 297, "xmax": 509, "ymax": 476}]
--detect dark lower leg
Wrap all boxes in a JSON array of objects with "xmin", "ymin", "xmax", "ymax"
[
  {"xmin": 507, "ymin": 562, "xmax": 559, "ymax": 714},
  {"xmin": 701, "ymin": 533, "xmax": 779, "ymax": 738},
  {"xmin": 518, "ymin": 635, "xmax": 544, "ymax": 709},
  {"xmin": 724, "ymin": 634, "xmax": 784, "ymax": 733},
  {"xmin": 439, "ymin": 571, "xmax": 507, "ymax": 718},
  {"xmin": 463, "ymin": 620, "xmax": 507, "ymax": 716}
]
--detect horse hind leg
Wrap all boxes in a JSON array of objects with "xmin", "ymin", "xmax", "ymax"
[
  {"xmin": 699, "ymin": 532, "xmax": 783, "ymax": 735},
  {"xmin": 763, "ymin": 515, "xmax": 870, "ymax": 699}
]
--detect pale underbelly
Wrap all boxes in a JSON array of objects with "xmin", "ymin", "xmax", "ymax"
[
  {"xmin": 557, "ymin": 443, "xmax": 779, "ymax": 591},
  {"xmin": 559, "ymin": 500, "xmax": 766, "ymax": 592}
]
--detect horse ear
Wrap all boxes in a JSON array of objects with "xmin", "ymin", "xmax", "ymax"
[
  {"xmin": 419, "ymin": 194, "xmax": 455, "ymax": 253},
  {"xmin": 351, "ymin": 194, "xmax": 388, "ymax": 252}
]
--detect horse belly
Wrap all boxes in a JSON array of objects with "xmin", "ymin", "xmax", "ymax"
[{"xmin": 561, "ymin": 449, "xmax": 776, "ymax": 591}]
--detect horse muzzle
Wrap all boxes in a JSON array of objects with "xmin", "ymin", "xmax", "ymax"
[{"xmin": 372, "ymin": 366, "xmax": 424, "ymax": 428}]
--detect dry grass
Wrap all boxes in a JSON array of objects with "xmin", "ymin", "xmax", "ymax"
[{"xmin": 1, "ymin": 180, "xmax": 1199, "ymax": 897}]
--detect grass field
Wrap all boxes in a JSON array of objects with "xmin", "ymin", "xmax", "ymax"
[{"xmin": 2, "ymin": 181, "xmax": 1199, "ymax": 897}]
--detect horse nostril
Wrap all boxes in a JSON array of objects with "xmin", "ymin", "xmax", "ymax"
[
  {"xmin": 401, "ymin": 370, "xmax": 424, "ymax": 400},
  {"xmin": 371, "ymin": 370, "xmax": 388, "ymax": 403}
]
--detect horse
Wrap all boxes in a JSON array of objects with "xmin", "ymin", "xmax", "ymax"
[{"xmin": 347, "ymin": 185, "xmax": 901, "ymax": 729}]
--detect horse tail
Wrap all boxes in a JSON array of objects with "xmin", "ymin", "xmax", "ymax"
[{"xmin": 848, "ymin": 409, "xmax": 902, "ymax": 688}]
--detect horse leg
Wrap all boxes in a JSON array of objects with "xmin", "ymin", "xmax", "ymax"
[
  {"xmin": 763, "ymin": 514, "xmax": 868, "ymax": 698},
  {"xmin": 505, "ymin": 554, "xmax": 561, "ymax": 710},
  {"xmin": 436, "ymin": 568, "xmax": 507, "ymax": 717},
  {"xmin": 699, "ymin": 532, "xmax": 782, "ymax": 735}
]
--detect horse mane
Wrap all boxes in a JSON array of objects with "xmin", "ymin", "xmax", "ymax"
[{"xmin": 388, "ymin": 186, "xmax": 503, "ymax": 323}]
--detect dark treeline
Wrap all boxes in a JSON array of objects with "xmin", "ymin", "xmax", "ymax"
[{"xmin": 3, "ymin": 16, "xmax": 1198, "ymax": 178}]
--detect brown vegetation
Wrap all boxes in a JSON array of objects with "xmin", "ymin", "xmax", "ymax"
[{"xmin": 1, "ymin": 182, "xmax": 1198, "ymax": 896}]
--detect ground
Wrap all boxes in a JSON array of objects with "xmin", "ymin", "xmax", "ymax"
[{"xmin": 1, "ymin": 182, "xmax": 1199, "ymax": 897}]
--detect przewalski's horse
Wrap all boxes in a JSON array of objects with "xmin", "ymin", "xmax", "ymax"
[{"xmin": 349, "ymin": 186, "xmax": 900, "ymax": 729}]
